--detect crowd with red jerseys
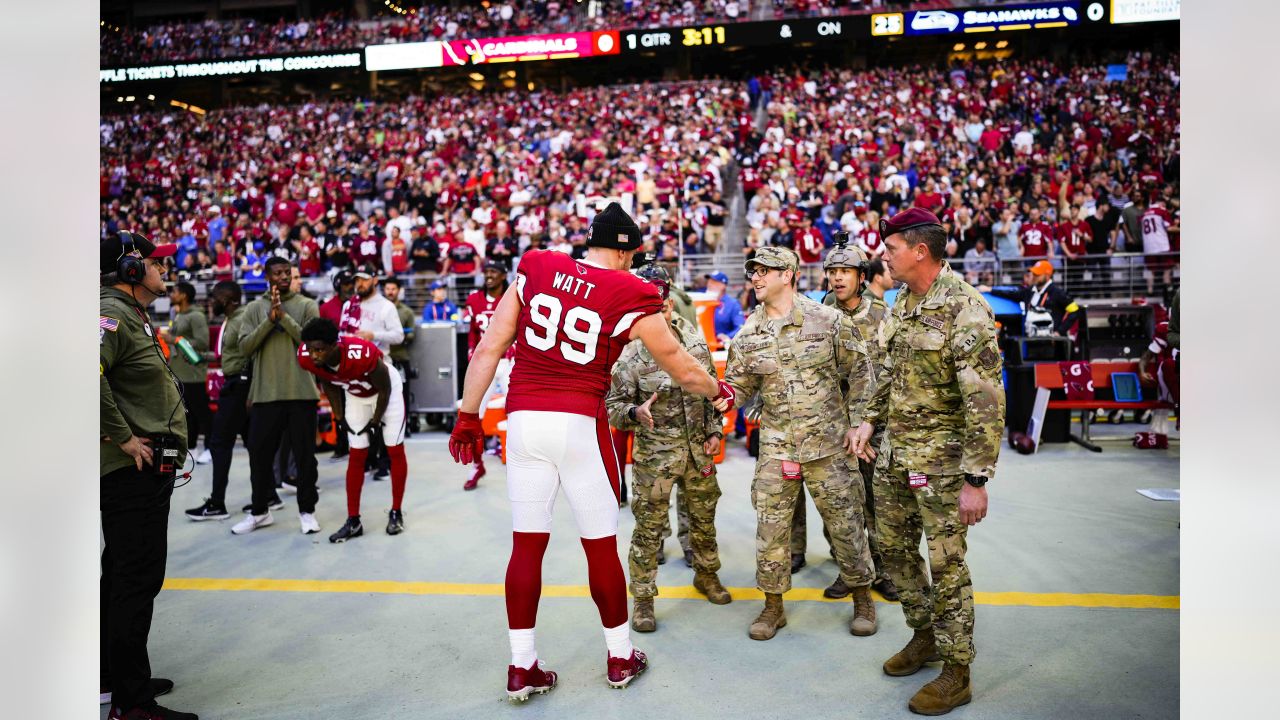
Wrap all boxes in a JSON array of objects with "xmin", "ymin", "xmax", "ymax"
[
  {"xmin": 738, "ymin": 51, "xmax": 1180, "ymax": 289},
  {"xmin": 102, "ymin": 0, "xmax": 908, "ymax": 65},
  {"xmin": 99, "ymin": 80, "xmax": 742, "ymax": 291}
]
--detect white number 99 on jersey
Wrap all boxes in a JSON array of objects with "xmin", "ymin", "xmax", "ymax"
[{"xmin": 524, "ymin": 293, "xmax": 603, "ymax": 365}]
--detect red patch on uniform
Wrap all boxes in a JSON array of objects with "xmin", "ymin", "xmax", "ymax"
[{"xmin": 909, "ymin": 473, "xmax": 929, "ymax": 489}]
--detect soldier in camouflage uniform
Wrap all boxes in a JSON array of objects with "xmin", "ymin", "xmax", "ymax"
[
  {"xmin": 607, "ymin": 264, "xmax": 732, "ymax": 633},
  {"xmin": 718, "ymin": 246, "xmax": 877, "ymax": 641},
  {"xmin": 791, "ymin": 235, "xmax": 899, "ymax": 601},
  {"xmin": 852, "ymin": 209, "xmax": 1004, "ymax": 716}
]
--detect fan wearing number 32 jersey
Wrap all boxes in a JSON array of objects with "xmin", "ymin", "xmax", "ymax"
[{"xmin": 448, "ymin": 203, "xmax": 732, "ymax": 700}]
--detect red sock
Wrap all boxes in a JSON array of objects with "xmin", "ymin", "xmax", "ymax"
[
  {"xmin": 346, "ymin": 447, "xmax": 369, "ymax": 518},
  {"xmin": 581, "ymin": 535, "xmax": 628, "ymax": 628},
  {"xmin": 387, "ymin": 444, "xmax": 407, "ymax": 510},
  {"xmin": 506, "ymin": 532, "xmax": 550, "ymax": 630}
]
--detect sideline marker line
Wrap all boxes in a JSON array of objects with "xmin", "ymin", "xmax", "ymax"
[{"xmin": 162, "ymin": 578, "xmax": 1178, "ymax": 610}]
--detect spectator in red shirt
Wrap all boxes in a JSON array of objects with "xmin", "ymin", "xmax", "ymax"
[
  {"xmin": 297, "ymin": 225, "xmax": 322, "ymax": 277},
  {"xmin": 349, "ymin": 223, "xmax": 382, "ymax": 269},
  {"xmin": 1055, "ymin": 204, "xmax": 1090, "ymax": 272},
  {"xmin": 272, "ymin": 188, "xmax": 301, "ymax": 227},
  {"xmin": 1019, "ymin": 208, "xmax": 1055, "ymax": 258}
]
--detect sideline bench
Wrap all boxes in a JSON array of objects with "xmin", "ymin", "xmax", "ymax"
[{"xmin": 1029, "ymin": 360, "xmax": 1174, "ymax": 453}]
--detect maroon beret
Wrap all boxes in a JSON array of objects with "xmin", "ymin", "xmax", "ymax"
[{"xmin": 879, "ymin": 207, "xmax": 944, "ymax": 238}]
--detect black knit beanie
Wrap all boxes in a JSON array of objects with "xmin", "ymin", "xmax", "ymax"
[{"xmin": 586, "ymin": 202, "xmax": 643, "ymax": 251}]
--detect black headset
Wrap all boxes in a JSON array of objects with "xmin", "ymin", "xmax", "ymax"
[{"xmin": 117, "ymin": 231, "xmax": 146, "ymax": 284}]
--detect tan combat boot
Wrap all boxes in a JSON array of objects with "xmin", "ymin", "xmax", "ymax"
[
  {"xmin": 849, "ymin": 585, "xmax": 878, "ymax": 636},
  {"xmin": 748, "ymin": 593, "xmax": 786, "ymax": 640},
  {"xmin": 631, "ymin": 598, "xmax": 656, "ymax": 633},
  {"xmin": 908, "ymin": 663, "xmax": 972, "ymax": 716},
  {"xmin": 883, "ymin": 627, "xmax": 942, "ymax": 676},
  {"xmin": 693, "ymin": 572, "xmax": 732, "ymax": 605}
]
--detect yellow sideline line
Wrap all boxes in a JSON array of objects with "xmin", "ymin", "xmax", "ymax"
[{"xmin": 162, "ymin": 578, "xmax": 1178, "ymax": 610}]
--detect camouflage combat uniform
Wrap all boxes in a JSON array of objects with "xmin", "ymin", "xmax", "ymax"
[
  {"xmin": 607, "ymin": 315, "xmax": 725, "ymax": 599},
  {"xmin": 792, "ymin": 291, "xmax": 892, "ymax": 586},
  {"xmin": 724, "ymin": 279, "xmax": 875, "ymax": 595},
  {"xmin": 863, "ymin": 263, "xmax": 1005, "ymax": 666}
]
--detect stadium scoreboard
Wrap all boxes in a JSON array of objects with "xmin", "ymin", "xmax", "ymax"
[
  {"xmin": 101, "ymin": 2, "xmax": 1179, "ymax": 84},
  {"xmin": 622, "ymin": 16, "xmax": 852, "ymax": 53}
]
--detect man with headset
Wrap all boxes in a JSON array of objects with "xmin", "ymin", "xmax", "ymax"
[{"xmin": 100, "ymin": 231, "xmax": 199, "ymax": 719}]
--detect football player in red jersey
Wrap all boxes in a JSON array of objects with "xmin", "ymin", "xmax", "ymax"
[
  {"xmin": 298, "ymin": 318, "xmax": 409, "ymax": 541},
  {"xmin": 449, "ymin": 202, "xmax": 733, "ymax": 700},
  {"xmin": 462, "ymin": 259, "xmax": 516, "ymax": 491},
  {"xmin": 1135, "ymin": 319, "xmax": 1179, "ymax": 449}
]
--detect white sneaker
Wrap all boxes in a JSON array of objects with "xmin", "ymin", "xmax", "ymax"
[
  {"xmin": 195, "ymin": 449, "xmax": 212, "ymax": 465},
  {"xmin": 231, "ymin": 511, "xmax": 274, "ymax": 535},
  {"xmin": 299, "ymin": 513, "xmax": 321, "ymax": 535}
]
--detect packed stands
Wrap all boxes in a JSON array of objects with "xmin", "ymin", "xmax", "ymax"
[{"xmin": 103, "ymin": 1, "xmax": 978, "ymax": 65}]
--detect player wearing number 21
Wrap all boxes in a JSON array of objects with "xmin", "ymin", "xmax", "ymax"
[{"xmin": 448, "ymin": 202, "xmax": 734, "ymax": 699}]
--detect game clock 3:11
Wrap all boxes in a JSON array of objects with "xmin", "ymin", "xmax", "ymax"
[{"xmin": 682, "ymin": 26, "xmax": 726, "ymax": 46}]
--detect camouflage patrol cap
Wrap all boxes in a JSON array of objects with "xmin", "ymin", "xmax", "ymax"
[
  {"xmin": 745, "ymin": 246, "xmax": 799, "ymax": 274},
  {"xmin": 823, "ymin": 240, "xmax": 869, "ymax": 271}
]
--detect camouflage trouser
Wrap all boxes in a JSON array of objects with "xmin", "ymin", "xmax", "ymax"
[
  {"xmin": 629, "ymin": 455, "xmax": 722, "ymax": 599},
  {"xmin": 658, "ymin": 484, "xmax": 692, "ymax": 555},
  {"xmin": 875, "ymin": 455, "xmax": 975, "ymax": 665},
  {"xmin": 790, "ymin": 450, "xmax": 891, "ymax": 585},
  {"xmin": 753, "ymin": 454, "xmax": 874, "ymax": 594}
]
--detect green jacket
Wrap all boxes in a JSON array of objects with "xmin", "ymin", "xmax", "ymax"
[
  {"xmin": 863, "ymin": 264, "xmax": 1005, "ymax": 477},
  {"xmin": 606, "ymin": 316, "xmax": 723, "ymax": 469},
  {"xmin": 724, "ymin": 294, "xmax": 863, "ymax": 463},
  {"xmin": 218, "ymin": 306, "xmax": 249, "ymax": 378},
  {"xmin": 168, "ymin": 306, "xmax": 209, "ymax": 384},
  {"xmin": 237, "ymin": 290, "xmax": 320, "ymax": 404},
  {"xmin": 390, "ymin": 301, "xmax": 416, "ymax": 364},
  {"xmin": 100, "ymin": 287, "xmax": 188, "ymax": 476}
]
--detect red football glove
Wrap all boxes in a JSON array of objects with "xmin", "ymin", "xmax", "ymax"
[
  {"xmin": 716, "ymin": 380, "xmax": 736, "ymax": 412},
  {"xmin": 448, "ymin": 411, "xmax": 485, "ymax": 465}
]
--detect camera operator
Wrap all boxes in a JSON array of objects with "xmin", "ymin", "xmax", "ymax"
[{"xmin": 99, "ymin": 231, "xmax": 199, "ymax": 720}]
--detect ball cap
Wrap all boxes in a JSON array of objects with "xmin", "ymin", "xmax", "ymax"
[
  {"xmin": 705, "ymin": 271, "xmax": 730, "ymax": 285},
  {"xmin": 429, "ymin": 280, "xmax": 447, "ymax": 290},
  {"xmin": 586, "ymin": 201, "xmax": 643, "ymax": 251},
  {"xmin": 352, "ymin": 262, "xmax": 380, "ymax": 280},
  {"xmin": 879, "ymin": 207, "xmax": 943, "ymax": 238},
  {"xmin": 745, "ymin": 246, "xmax": 799, "ymax": 274},
  {"xmin": 482, "ymin": 259, "xmax": 506, "ymax": 273},
  {"xmin": 100, "ymin": 231, "xmax": 176, "ymax": 274},
  {"xmin": 1030, "ymin": 260, "xmax": 1055, "ymax": 276}
]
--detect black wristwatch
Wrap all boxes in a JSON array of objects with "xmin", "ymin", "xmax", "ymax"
[
  {"xmin": 628, "ymin": 406, "xmax": 638, "ymax": 422},
  {"xmin": 964, "ymin": 474, "xmax": 989, "ymax": 488}
]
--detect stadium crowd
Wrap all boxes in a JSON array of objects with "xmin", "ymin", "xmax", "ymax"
[
  {"xmin": 102, "ymin": 1, "xmax": 955, "ymax": 65},
  {"xmin": 100, "ymin": 49, "xmax": 1179, "ymax": 305},
  {"xmin": 100, "ymin": 79, "xmax": 742, "ymax": 292},
  {"xmin": 738, "ymin": 51, "xmax": 1180, "ymax": 290}
]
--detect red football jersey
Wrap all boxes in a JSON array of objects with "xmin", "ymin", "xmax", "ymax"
[
  {"xmin": 1056, "ymin": 220, "xmax": 1090, "ymax": 256},
  {"xmin": 297, "ymin": 336, "xmax": 385, "ymax": 398},
  {"xmin": 1020, "ymin": 221, "xmax": 1055, "ymax": 257},
  {"xmin": 505, "ymin": 250, "xmax": 663, "ymax": 418},
  {"xmin": 466, "ymin": 288, "xmax": 516, "ymax": 361}
]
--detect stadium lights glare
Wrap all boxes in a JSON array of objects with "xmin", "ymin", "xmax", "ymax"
[
  {"xmin": 953, "ymin": 43, "xmax": 965, "ymax": 51},
  {"xmin": 116, "ymin": 97, "xmax": 123, "ymax": 102},
  {"xmin": 975, "ymin": 42, "xmax": 987, "ymax": 50},
  {"xmin": 997, "ymin": 40, "xmax": 1009, "ymax": 48},
  {"xmin": 469, "ymin": 73, "xmax": 485, "ymax": 81},
  {"xmin": 125, "ymin": 95, "xmax": 135, "ymax": 101},
  {"xmin": 147, "ymin": 94, "xmax": 155, "ymax": 100}
]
